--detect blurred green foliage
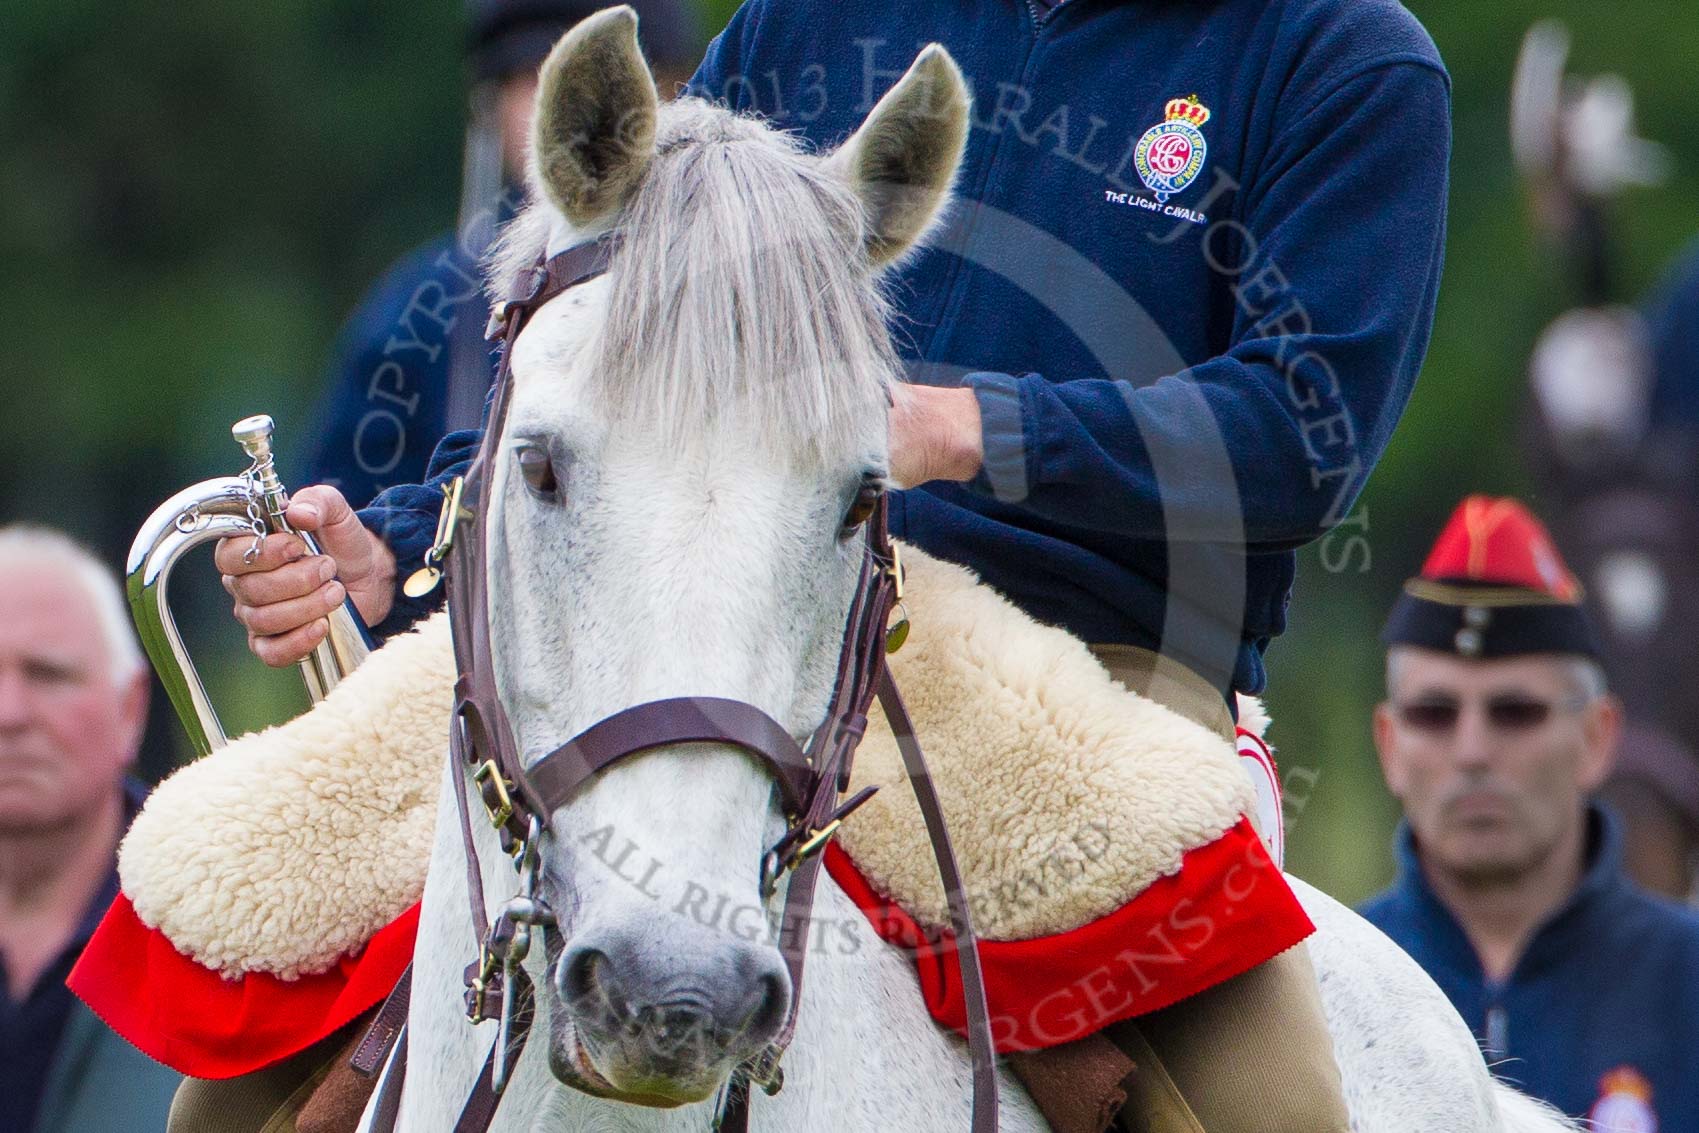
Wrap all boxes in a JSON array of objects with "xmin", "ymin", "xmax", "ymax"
[{"xmin": 1, "ymin": 1, "xmax": 1692, "ymax": 902}]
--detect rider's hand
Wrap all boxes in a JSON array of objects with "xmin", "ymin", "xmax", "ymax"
[
  {"xmin": 888, "ymin": 384, "xmax": 984, "ymax": 488},
  {"xmin": 215, "ymin": 485, "xmax": 396, "ymax": 667}
]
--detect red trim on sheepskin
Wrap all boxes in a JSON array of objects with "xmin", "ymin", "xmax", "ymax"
[
  {"xmin": 68, "ymin": 816, "xmax": 1307, "ymax": 1072},
  {"xmin": 823, "ymin": 816, "xmax": 1312, "ymax": 1053},
  {"xmin": 68, "ymin": 894, "xmax": 419, "ymax": 1079}
]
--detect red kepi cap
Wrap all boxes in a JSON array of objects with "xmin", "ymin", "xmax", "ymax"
[{"xmin": 1381, "ymin": 495, "xmax": 1602, "ymax": 659}]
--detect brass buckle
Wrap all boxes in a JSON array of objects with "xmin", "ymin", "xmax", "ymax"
[
  {"xmin": 761, "ymin": 818, "xmax": 844, "ymax": 898},
  {"xmin": 789, "ymin": 819, "xmax": 843, "ymax": 867},
  {"xmin": 402, "ymin": 476, "xmax": 470, "ymax": 598},
  {"xmin": 466, "ymin": 945, "xmax": 499, "ymax": 1023},
  {"xmin": 474, "ymin": 759, "xmax": 515, "ymax": 830},
  {"xmin": 429, "ymin": 476, "xmax": 470, "ymax": 561},
  {"xmin": 887, "ymin": 542, "xmax": 905, "ymax": 600}
]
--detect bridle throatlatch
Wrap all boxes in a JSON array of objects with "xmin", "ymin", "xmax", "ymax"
[{"xmin": 363, "ymin": 237, "xmax": 1001, "ymax": 1133}]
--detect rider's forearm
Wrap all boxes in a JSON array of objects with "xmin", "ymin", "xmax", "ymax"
[{"xmin": 889, "ymin": 385, "xmax": 983, "ymax": 487}]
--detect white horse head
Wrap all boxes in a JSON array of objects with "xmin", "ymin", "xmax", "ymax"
[{"xmin": 481, "ymin": 6, "xmax": 969, "ymax": 1106}]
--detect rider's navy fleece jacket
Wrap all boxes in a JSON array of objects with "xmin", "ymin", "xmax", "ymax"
[
  {"xmin": 1360, "ymin": 806, "xmax": 1699, "ymax": 1129},
  {"xmin": 358, "ymin": 0, "xmax": 1451, "ymax": 696}
]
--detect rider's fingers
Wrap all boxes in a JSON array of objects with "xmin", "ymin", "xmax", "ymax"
[
  {"xmin": 233, "ymin": 580, "xmax": 346, "ymax": 638},
  {"xmin": 248, "ymin": 620, "xmax": 328, "ymax": 669},
  {"xmin": 225, "ymin": 555, "xmax": 336, "ymax": 608},
  {"xmin": 288, "ymin": 487, "xmax": 374, "ymax": 580},
  {"xmin": 213, "ymin": 532, "xmax": 307, "ymax": 576},
  {"xmin": 287, "ymin": 484, "xmax": 352, "ymax": 529}
]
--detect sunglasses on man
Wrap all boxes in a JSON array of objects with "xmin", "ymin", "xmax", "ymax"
[{"xmin": 1391, "ymin": 692, "xmax": 1590, "ymax": 735}]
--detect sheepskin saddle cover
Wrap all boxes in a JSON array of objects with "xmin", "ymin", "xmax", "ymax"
[{"xmin": 119, "ymin": 544, "xmax": 1254, "ymax": 980}]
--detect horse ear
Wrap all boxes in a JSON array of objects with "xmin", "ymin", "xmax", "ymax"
[
  {"xmin": 828, "ymin": 44, "xmax": 971, "ymax": 268},
  {"xmin": 530, "ymin": 6, "xmax": 659, "ymax": 227}
]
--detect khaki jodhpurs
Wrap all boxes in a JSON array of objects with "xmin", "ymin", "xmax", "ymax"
[
  {"xmin": 168, "ymin": 1026, "xmax": 350, "ymax": 1133},
  {"xmin": 1085, "ymin": 644, "xmax": 1349, "ymax": 1133}
]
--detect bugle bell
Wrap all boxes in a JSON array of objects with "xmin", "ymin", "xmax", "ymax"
[{"xmin": 126, "ymin": 414, "xmax": 373, "ymax": 755}]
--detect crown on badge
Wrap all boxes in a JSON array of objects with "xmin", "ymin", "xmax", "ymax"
[{"xmin": 1164, "ymin": 95, "xmax": 1212, "ymax": 128}]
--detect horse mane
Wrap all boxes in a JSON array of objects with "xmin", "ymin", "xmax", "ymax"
[{"xmin": 489, "ymin": 97, "xmax": 899, "ymax": 455}]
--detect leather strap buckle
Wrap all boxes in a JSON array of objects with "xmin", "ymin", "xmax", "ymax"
[
  {"xmin": 790, "ymin": 819, "xmax": 842, "ymax": 864},
  {"xmin": 474, "ymin": 759, "xmax": 516, "ymax": 830},
  {"xmin": 402, "ymin": 476, "xmax": 469, "ymax": 598},
  {"xmin": 465, "ymin": 946, "xmax": 500, "ymax": 1024},
  {"xmin": 758, "ymin": 786, "xmax": 879, "ymax": 898}
]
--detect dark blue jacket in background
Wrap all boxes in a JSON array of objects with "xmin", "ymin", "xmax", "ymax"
[
  {"xmin": 359, "ymin": 0, "xmax": 1452, "ymax": 694},
  {"xmin": 1359, "ymin": 806, "xmax": 1699, "ymax": 1128},
  {"xmin": 302, "ymin": 233, "xmax": 488, "ymax": 508},
  {"xmin": 303, "ymin": 187, "xmax": 526, "ymax": 508},
  {"xmin": 2, "ymin": 782, "xmax": 179, "ymax": 1133}
]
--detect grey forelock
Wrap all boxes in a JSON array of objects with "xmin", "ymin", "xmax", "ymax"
[{"xmin": 490, "ymin": 97, "xmax": 897, "ymax": 458}]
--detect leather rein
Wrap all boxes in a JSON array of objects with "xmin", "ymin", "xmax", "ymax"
[{"xmin": 363, "ymin": 236, "xmax": 999, "ymax": 1133}]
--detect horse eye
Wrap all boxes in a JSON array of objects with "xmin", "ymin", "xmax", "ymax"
[
  {"xmin": 516, "ymin": 444, "xmax": 559, "ymax": 499},
  {"xmin": 840, "ymin": 483, "xmax": 883, "ymax": 539}
]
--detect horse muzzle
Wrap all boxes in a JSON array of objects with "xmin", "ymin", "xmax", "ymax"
[{"xmin": 547, "ymin": 928, "xmax": 791, "ymax": 1102}]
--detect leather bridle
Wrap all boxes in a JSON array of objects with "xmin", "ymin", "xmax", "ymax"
[{"xmin": 364, "ymin": 237, "xmax": 999, "ymax": 1133}]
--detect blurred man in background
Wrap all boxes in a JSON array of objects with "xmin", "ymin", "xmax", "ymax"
[
  {"xmin": 1521, "ymin": 237, "xmax": 1699, "ymax": 903},
  {"xmin": 0, "ymin": 526, "xmax": 179, "ymax": 1133},
  {"xmin": 1361, "ymin": 495, "xmax": 1699, "ymax": 1130},
  {"xmin": 304, "ymin": 0, "xmax": 703, "ymax": 510}
]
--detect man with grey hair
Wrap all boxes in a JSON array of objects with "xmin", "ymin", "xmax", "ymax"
[
  {"xmin": 1361, "ymin": 496, "xmax": 1699, "ymax": 1129},
  {"xmin": 0, "ymin": 525, "xmax": 180, "ymax": 1133}
]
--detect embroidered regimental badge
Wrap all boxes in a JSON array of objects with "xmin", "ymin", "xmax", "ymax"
[
  {"xmin": 1590, "ymin": 1067, "xmax": 1659, "ymax": 1133},
  {"xmin": 1134, "ymin": 95, "xmax": 1211, "ymax": 203}
]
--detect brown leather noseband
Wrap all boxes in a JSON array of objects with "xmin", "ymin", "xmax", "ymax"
[{"xmin": 367, "ymin": 237, "xmax": 999, "ymax": 1133}]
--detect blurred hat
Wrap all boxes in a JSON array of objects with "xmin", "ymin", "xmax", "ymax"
[
  {"xmin": 466, "ymin": 0, "xmax": 700, "ymax": 83},
  {"xmin": 1382, "ymin": 495, "xmax": 1602, "ymax": 660}
]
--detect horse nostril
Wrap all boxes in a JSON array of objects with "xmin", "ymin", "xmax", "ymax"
[
  {"xmin": 560, "ymin": 945, "xmax": 608, "ymax": 1009},
  {"xmin": 744, "ymin": 968, "xmax": 790, "ymax": 1043}
]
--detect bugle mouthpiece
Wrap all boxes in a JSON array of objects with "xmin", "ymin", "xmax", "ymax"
[{"xmin": 231, "ymin": 414, "xmax": 277, "ymax": 462}]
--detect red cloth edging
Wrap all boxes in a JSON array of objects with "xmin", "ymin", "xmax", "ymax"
[
  {"xmin": 823, "ymin": 815, "xmax": 1313, "ymax": 1053},
  {"xmin": 68, "ymin": 816, "xmax": 1307, "ymax": 1073},
  {"xmin": 68, "ymin": 893, "xmax": 419, "ymax": 1079}
]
